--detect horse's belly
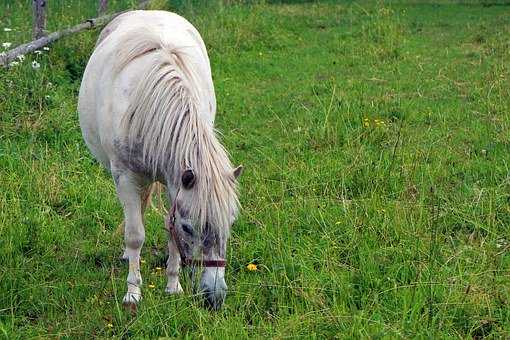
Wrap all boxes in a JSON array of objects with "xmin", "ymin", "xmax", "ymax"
[{"xmin": 80, "ymin": 121, "xmax": 111, "ymax": 170}]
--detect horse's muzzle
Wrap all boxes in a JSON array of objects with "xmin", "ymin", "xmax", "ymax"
[{"xmin": 200, "ymin": 268, "xmax": 227, "ymax": 310}]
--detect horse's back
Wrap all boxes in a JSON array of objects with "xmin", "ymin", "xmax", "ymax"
[{"xmin": 78, "ymin": 10, "xmax": 215, "ymax": 171}]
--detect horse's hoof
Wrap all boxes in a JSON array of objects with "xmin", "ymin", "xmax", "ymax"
[
  {"xmin": 122, "ymin": 292, "xmax": 141, "ymax": 311},
  {"xmin": 123, "ymin": 301, "xmax": 138, "ymax": 314},
  {"xmin": 165, "ymin": 282, "xmax": 183, "ymax": 294}
]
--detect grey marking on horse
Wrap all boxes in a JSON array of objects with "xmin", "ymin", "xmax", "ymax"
[{"xmin": 113, "ymin": 138, "xmax": 167, "ymax": 183}]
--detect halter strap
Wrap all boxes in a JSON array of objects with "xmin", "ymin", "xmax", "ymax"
[{"xmin": 165, "ymin": 190, "xmax": 226, "ymax": 268}]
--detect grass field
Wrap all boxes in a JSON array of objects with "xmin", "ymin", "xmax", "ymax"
[{"xmin": 1, "ymin": 0, "xmax": 510, "ymax": 338}]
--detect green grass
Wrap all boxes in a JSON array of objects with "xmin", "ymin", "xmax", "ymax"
[{"xmin": 1, "ymin": 0, "xmax": 510, "ymax": 338}]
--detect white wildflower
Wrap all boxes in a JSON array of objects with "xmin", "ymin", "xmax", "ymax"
[
  {"xmin": 43, "ymin": 47, "xmax": 50, "ymax": 51},
  {"xmin": 2, "ymin": 42, "xmax": 12, "ymax": 49},
  {"xmin": 9, "ymin": 61, "xmax": 19, "ymax": 67},
  {"xmin": 17, "ymin": 54, "xmax": 25, "ymax": 62},
  {"xmin": 32, "ymin": 60, "xmax": 41, "ymax": 69},
  {"xmin": 34, "ymin": 50, "xmax": 42, "ymax": 55},
  {"xmin": 4, "ymin": 28, "xmax": 12, "ymax": 32}
]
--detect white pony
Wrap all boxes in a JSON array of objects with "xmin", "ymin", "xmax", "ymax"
[{"xmin": 78, "ymin": 10, "xmax": 242, "ymax": 310}]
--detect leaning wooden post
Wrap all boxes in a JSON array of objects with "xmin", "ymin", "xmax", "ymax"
[
  {"xmin": 0, "ymin": 0, "xmax": 152, "ymax": 67},
  {"xmin": 32, "ymin": 0, "xmax": 47, "ymax": 40},
  {"xmin": 98, "ymin": 0, "xmax": 108, "ymax": 15}
]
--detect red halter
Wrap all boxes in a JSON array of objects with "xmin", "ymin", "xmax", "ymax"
[{"xmin": 165, "ymin": 192, "xmax": 226, "ymax": 268}]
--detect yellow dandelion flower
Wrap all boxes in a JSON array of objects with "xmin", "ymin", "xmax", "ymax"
[
  {"xmin": 155, "ymin": 267, "xmax": 163, "ymax": 271},
  {"xmin": 148, "ymin": 283, "xmax": 156, "ymax": 288},
  {"xmin": 107, "ymin": 323, "xmax": 113, "ymax": 328},
  {"xmin": 363, "ymin": 122, "xmax": 370, "ymax": 127},
  {"xmin": 247, "ymin": 263, "xmax": 257, "ymax": 271}
]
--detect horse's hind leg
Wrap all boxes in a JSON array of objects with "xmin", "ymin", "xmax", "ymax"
[{"xmin": 112, "ymin": 167, "xmax": 146, "ymax": 307}]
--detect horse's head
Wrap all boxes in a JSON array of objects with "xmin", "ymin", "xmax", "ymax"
[{"xmin": 170, "ymin": 165, "xmax": 243, "ymax": 309}]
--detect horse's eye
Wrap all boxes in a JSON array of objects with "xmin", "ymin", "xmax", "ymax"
[{"xmin": 181, "ymin": 223, "xmax": 194, "ymax": 236}]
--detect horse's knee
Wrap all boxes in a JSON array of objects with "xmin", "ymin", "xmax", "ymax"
[{"xmin": 125, "ymin": 226, "xmax": 145, "ymax": 249}]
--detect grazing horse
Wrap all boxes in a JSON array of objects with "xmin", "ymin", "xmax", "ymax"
[{"xmin": 78, "ymin": 10, "xmax": 243, "ymax": 310}]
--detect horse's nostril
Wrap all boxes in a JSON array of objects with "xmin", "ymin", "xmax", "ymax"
[{"xmin": 200, "ymin": 268, "xmax": 227, "ymax": 309}]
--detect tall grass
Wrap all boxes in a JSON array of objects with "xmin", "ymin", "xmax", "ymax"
[{"xmin": 0, "ymin": 0, "xmax": 509, "ymax": 338}]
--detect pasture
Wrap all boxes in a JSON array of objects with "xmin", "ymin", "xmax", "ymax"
[{"xmin": 1, "ymin": 0, "xmax": 509, "ymax": 338}]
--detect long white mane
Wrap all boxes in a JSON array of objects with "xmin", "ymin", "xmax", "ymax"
[{"xmin": 114, "ymin": 28, "xmax": 239, "ymax": 243}]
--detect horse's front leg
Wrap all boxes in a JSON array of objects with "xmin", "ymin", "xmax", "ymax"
[
  {"xmin": 119, "ymin": 183, "xmax": 155, "ymax": 260},
  {"xmin": 165, "ymin": 238, "xmax": 183, "ymax": 294},
  {"xmin": 113, "ymin": 167, "xmax": 146, "ymax": 308}
]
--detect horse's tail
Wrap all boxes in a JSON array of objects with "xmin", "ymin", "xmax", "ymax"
[
  {"xmin": 113, "ymin": 27, "xmax": 206, "ymax": 177},
  {"xmin": 141, "ymin": 182, "xmax": 167, "ymax": 214}
]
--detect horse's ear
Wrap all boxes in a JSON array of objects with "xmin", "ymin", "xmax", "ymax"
[
  {"xmin": 181, "ymin": 169, "xmax": 196, "ymax": 189},
  {"xmin": 233, "ymin": 165, "xmax": 244, "ymax": 179}
]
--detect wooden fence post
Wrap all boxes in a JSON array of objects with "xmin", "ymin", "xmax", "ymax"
[
  {"xmin": 1, "ymin": 0, "xmax": 152, "ymax": 66},
  {"xmin": 98, "ymin": 0, "xmax": 108, "ymax": 15},
  {"xmin": 32, "ymin": 0, "xmax": 47, "ymax": 40}
]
